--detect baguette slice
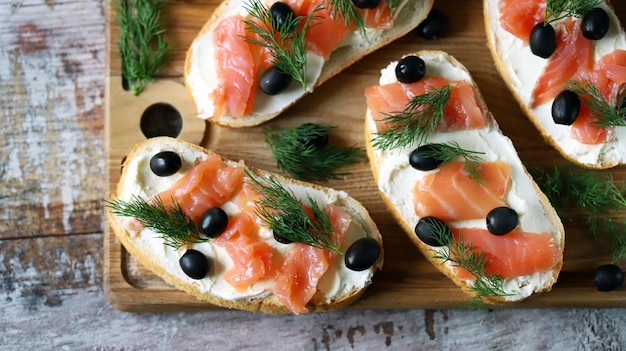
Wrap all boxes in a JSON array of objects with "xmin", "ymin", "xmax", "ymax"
[
  {"xmin": 364, "ymin": 50, "xmax": 564, "ymax": 304},
  {"xmin": 484, "ymin": 0, "xmax": 626, "ymax": 169},
  {"xmin": 184, "ymin": 0, "xmax": 434, "ymax": 128},
  {"xmin": 108, "ymin": 137, "xmax": 383, "ymax": 314}
]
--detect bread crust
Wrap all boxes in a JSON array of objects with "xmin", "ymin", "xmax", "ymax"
[
  {"xmin": 109, "ymin": 137, "xmax": 383, "ymax": 314},
  {"xmin": 183, "ymin": 0, "xmax": 434, "ymax": 128},
  {"xmin": 483, "ymin": 0, "xmax": 624, "ymax": 169},
  {"xmin": 364, "ymin": 50, "xmax": 564, "ymax": 304}
]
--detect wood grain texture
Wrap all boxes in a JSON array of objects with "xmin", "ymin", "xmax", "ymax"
[
  {"xmin": 2, "ymin": 0, "xmax": 626, "ymax": 350},
  {"xmin": 104, "ymin": 0, "xmax": 626, "ymax": 310}
]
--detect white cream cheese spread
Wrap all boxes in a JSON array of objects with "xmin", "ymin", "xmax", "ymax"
[
  {"xmin": 368, "ymin": 52, "xmax": 564, "ymax": 301},
  {"xmin": 485, "ymin": 0, "xmax": 626, "ymax": 168}
]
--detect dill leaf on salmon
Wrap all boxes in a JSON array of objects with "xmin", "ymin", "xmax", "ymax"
[
  {"xmin": 529, "ymin": 163, "xmax": 626, "ymax": 261},
  {"xmin": 420, "ymin": 142, "xmax": 486, "ymax": 183},
  {"xmin": 116, "ymin": 0, "xmax": 173, "ymax": 95},
  {"xmin": 106, "ymin": 195, "xmax": 206, "ymax": 249},
  {"xmin": 371, "ymin": 84, "xmax": 452, "ymax": 151},
  {"xmin": 246, "ymin": 171, "xmax": 343, "ymax": 253},
  {"xmin": 567, "ymin": 78, "xmax": 626, "ymax": 129},
  {"xmin": 545, "ymin": 0, "xmax": 602, "ymax": 23}
]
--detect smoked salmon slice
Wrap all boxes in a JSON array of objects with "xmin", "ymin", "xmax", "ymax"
[
  {"xmin": 498, "ymin": 0, "xmax": 545, "ymax": 42},
  {"xmin": 156, "ymin": 155, "xmax": 244, "ymax": 223},
  {"xmin": 272, "ymin": 204, "xmax": 350, "ymax": 314},
  {"xmin": 570, "ymin": 98, "xmax": 610, "ymax": 144},
  {"xmin": 531, "ymin": 18, "xmax": 593, "ymax": 107},
  {"xmin": 450, "ymin": 227, "xmax": 562, "ymax": 279},
  {"xmin": 413, "ymin": 161, "xmax": 511, "ymax": 221},
  {"xmin": 212, "ymin": 16, "xmax": 258, "ymax": 118},
  {"xmin": 364, "ymin": 77, "xmax": 486, "ymax": 132},
  {"xmin": 363, "ymin": 2, "xmax": 394, "ymax": 29}
]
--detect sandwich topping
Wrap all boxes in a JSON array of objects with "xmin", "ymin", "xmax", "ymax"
[{"xmin": 109, "ymin": 144, "xmax": 381, "ymax": 314}]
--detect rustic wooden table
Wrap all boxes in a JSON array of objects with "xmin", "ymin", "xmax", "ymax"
[{"xmin": 2, "ymin": 0, "xmax": 626, "ymax": 350}]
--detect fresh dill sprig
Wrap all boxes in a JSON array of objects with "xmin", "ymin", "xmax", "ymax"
[
  {"xmin": 529, "ymin": 163, "xmax": 626, "ymax": 261},
  {"xmin": 567, "ymin": 78, "xmax": 626, "ymax": 129},
  {"xmin": 386, "ymin": 0, "xmax": 400, "ymax": 14},
  {"xmin": 327, "ymin": 0, "xmax": 366, "ymax": 36},
  {"xmin": 421, "ymin": 142, "xmax": 485, "ymax": 183},
  {"xmin": 545, "ymin": 0, "xmax": 602, "ymax": 23},
  {"xmin": 243, "ymin": 0, "xmax": 317, "ymax": 90},
  {"xmin": 246, "ymin": 170, "xmax": 343, "ymax": 253},
  {"xmin": 263, "ymin": 124, "xmax": 367, "ymax": 181},
  {"xmin": 116, "ymin": 0, "xmax": 173, "ymax": 95},
  {"xmin": 371, "ymin": 85, "xmax": 452, "ymax": 151},
  {"xmin": 106, "ymin": 195, "xmax": 205, "ymax": 249},
  {"xmin": 426, "ymin": 220, "xmax": 512, "ymax": 308}
]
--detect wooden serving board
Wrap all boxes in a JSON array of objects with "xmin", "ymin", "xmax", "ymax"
[{"xmin": 104, "ymin": 0, "xmax": 626, "ymax": 311}]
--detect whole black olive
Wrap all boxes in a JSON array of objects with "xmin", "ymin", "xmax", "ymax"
[
  {"xmin": 259, "ymin": 65, "xmax": 292, "ymax": 95},
  {"xmin": 345, "ymin": 237, "xmax": 381, "ymax": 271},
  {"xmin": 297, "ymin": 123, "xmax": 329, "ymax": 149},
  {"xmin": 274, "ymin": 232, "xmax": 294, "ymax": 244},
  {"xmin": 552, "ymin": 90, "xmax": 580, "ymax": 125},
  {"xmin": 179, "ymin": 249, "xmax": 210, "ymax": 280},
  {"xmin": 529, "ymin": 22, "xmax": 557, "ymax": 58},
  {"xmin": 150, "ymin": 151, "xmax": 182, "ymax": 177},
  {"xmin": 352, "ymin": 0, "xmax": 380, "ymax": 9},
  {"xmin": 395, "ymin": 55, "xmax": 426, "ymax": 84},
  {"xmin": 486, "ymin": 207, "xmax": 518, "ymax": 235},
  {"xmin": 270, "ymin": 2, "xmax": 295, "ymax": 31},
  {"xmin": 416, "ymin": 9, "xmax": 449, "ymax": 40},
  {"xmin": 593, "ymin": 264, "xmax": 624, "ymax": 292},
  {"xmin": 582, "ymin": 7, "xmax": 610, "ymax": 40},
  {"xmin": 409, "ymin": 144, "xmax": 443, "ymax": 171},
  {"xmin": 414, "ymin": 216, "xmax": 452, "ymax": 247},
  {"xmin": 198, "ymin": 208, "xmax": 229, "ymax": 238}
]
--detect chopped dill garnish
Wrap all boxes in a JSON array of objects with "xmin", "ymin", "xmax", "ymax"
[
  {"xmin": 243, "ymin": 0, "xmax": 318, "ymax": 90},
  {"xmin": 246, "ymin": 170, "xmax": 342, "ymax": 253},
  {"xmin": 425, "ymin": 219, "xmax": 513, "ymax": 308},
  {"xmin": 327, "ymin": 0, "xmax": 366, "ymax": 36},
  {"xmin": 529, "ymin": 163, "xmax": 626, "ymax": 261},
  {"xmin": 421, "ymin": 142, "xmax": 486, "ymax": 183},
  {"xmin": 116, "ymin": 0, "xmax": 173, "ymax": 95},
  {"xmin": 371, "ymin": 84, "xmax": 452, "ymax": 151},
  {"xmin": 545, "ymin": 0, "xmax": 602, "ymax": 23},
  {"xmin": 263, "ymin": 124, "xmax": 367, "ymax": 181},
  {"xmin": 567, "ymin": 78, "xmax": 626, "ymax": 129},
  {"xmin": 106, "ymin": 195, "xmax": 205, "ymax": 249}
]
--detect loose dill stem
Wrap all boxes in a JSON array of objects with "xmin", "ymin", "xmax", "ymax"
[
  {"xmin": 567, "ymin": 78, "xmax": 626, "ymax": 129},
  {"xmin": 529, "ymin": 163, "xmax": 626, "ymax": 261},
  {"xmin": 246, "ymin": 170, "xmax": 343, "ymax": 253},
  {"xmin": 116, "ymin": 0, "xmax": 173, "ymax": 95},
  {"xmin": 372, "ymin": 84, "xmax": 452, "ymax": 151},
  {"xmin": 106, "ymin": 195, "xmax": 205, "ymax": 249},
  {"xmin": 545, "ymin": 0, "xmax": 602, "ymax": 23}
]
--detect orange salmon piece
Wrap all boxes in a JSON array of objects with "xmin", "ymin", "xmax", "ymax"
[
  {"xmin": 570, "ymin": 98, "xmax": 610, "ymax": 144},
  {"xmin": 272, "ymin": 204, "xmax": 350, "ymax": 314},
  {"xmin": 413, "ymin": 161, "xmax": 511, "ymax": 221},
  {"xmin": 362, "ymin": 2, "xmax": 394, "ymax": 29},
  {"xmin": 451, "ymin": 227, "xmax": 562, "ymax": 279},
  {"xmin": 498, "ymin": 0, "xmax": 545, "ymax": 42},
  {"xmin": 364, "ymin": 77, "xmax": 486, "ymax": 132},
  {"xmin": 212, "ymin": 16, "xmax": 258, "ymax": 118},
  {"xmin": 531, "ymin": 18, "xmax": 593, "ymax": 107},
  {"xmin": 157, "ymin": 155, "xmax": 244, "ymax": 223}
]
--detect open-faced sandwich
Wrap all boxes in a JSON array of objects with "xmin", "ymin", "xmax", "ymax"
[
  {"xmin": 364, "ymin": 50, "xmax": 565, "ymax": 304},
  {"xmin": 107, "ymin": 137, "xmax": 383, "ymax": 314},
  {"xmin": 184, "ymin": 0, "xmax": 434, "ymax": 127},
  {"xmin": 485, "ymin": 0, "xmax": 626, "ymax": 169}
]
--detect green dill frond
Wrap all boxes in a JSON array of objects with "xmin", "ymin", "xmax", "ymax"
[
  {"xmin": 567, "ymin": 78, "xmax": 626, "ymax": 129},
  {"xmin": 371, "ymin": 84, "xmax": 452, "ymax": 151},
  {"xmin": 116, "ymin": 0, "xmax": 173, "ymax": 95},
  {"xmin": 545, "ymin": 0, "xmax": 602, "ymax": 23},
  {"xmin": 246, "ymin": 170, "xmax": 343, "ymax": 253},
  {"xmin": 421, "ymin": 142, "xmax": 485, "ymax": 183},
  {"xmin": 263, "ymin": 124, "xmax": 367, "ymax": 181},
  {"xmin": 106, "ymin": 195, "xmax": 205, "ymax": 249}
]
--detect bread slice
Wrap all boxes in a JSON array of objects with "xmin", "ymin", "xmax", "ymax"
[
  {"xmin": 364, "ymin": 50, "xmax": 564, "ymax": 304},
  {"xmin": 107, "ymin": 137, "xmax": 383, "ymax": 314},
  {"xmin": 484, "ymin": 0, "xmax": 626, "ymax": 169},
  {"xmin": 184, "ymin": 0, "xmax": 434, "ymax": 128}
]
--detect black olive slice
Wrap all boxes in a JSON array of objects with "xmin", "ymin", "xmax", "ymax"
[
  {"xmin": 416, "ymin": 9, "xmax": 449, "ymax": 40},
  {"xmin": 593, "ymin": 264, "xmax": 624, "ymax": 292},
  {"xmin": 529, "ymin": 22, "xmax": 557, "ymax": 59},
  {"xmin": 552, "ymin": 90, "xmax": 580, "ymax": 126},
  {"xmin": 395, "ymin": 55, "xmax": 426, "ymax": 84},
  {"xmin": 179, "ymin": 249, "xmax": 210, "ymax": 280},
  {"xmin": 344, "ymin": 237, "xmax": 381, "ymax": 271},
  {"xmin": 582, "ymin": 7, "xmax": 610, "ymax": 40},
  {"xmin": 486, "ymin": 207, "xmax": 519, "ymax": 236},
  {"xmin": 414, "ymin": 216, "xmax": 451, "ymax": 247},
  {"xmin": 198, "ymin": 208, "xmax": 229, "ymax": 238},
  {"xmin": 150, "ymin": 151, "xmax": 182, "ymax": 177}
]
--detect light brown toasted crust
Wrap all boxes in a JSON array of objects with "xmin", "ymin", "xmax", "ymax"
[
  {"xmin": 183, "ymin": 0, "xmax": 435, "ymax": 128},
  {"xmin": 364, "ymin": 50, "xmax": 564, "ymax": 304},
  {"xmin": 483, "ymin": 0, "xmax": 622, "ymax": 169},
  {"xmin": 109, "ymin": 137, "xmax": 383, "ymax": 314}
]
